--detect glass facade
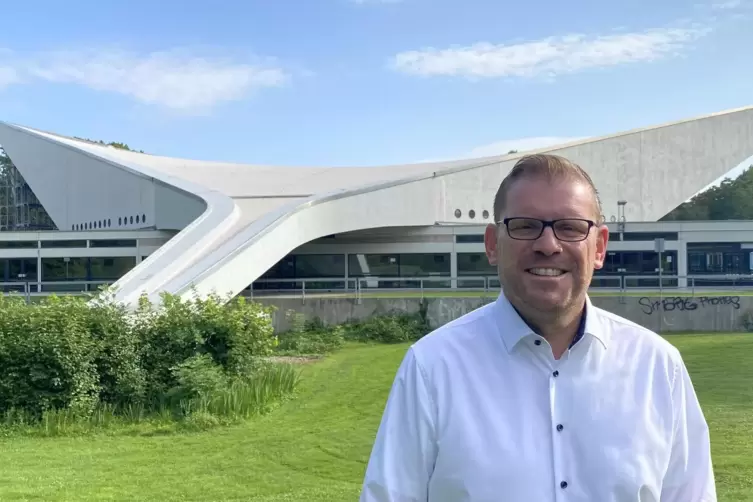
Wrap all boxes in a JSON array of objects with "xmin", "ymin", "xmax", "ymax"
[
  {"xmin": 348, "ymin": 253, "xmax": 451, "ymax": 288},
  {"xmin": 41, "ymin": 256, "xmax": 136, "ymax": 292},
  {"xmin": 256, "ymin": 254, "xmax": 347, "ymax": 290},
  {"xmin": 594, "ymin": 250, "xmax": 678, "ymax": 288},
  {"xmin": 254, "ymin": 253, "xmax": 452, "ymax": 290},
  {"xmin": 686, "ymin": 243, "xmax": 753, "ymax": 286},
  {"xmin": 0, "ymin": 258, "xmax": 37, "ymax": 292},
  {"xmin": 608, "ymin": 232, "xmax": 678, "ymax": 242},
  {"xmin": 457, "ymin": 252, "xmax": 496, "ymax": 288}
]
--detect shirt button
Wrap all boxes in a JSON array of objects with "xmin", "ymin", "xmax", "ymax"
[
  {"xmin": 534, "ymin": 340, "xmax": 542, "ymax": 346},
  {"xmin": 556, "ymin": 424, "xmax": 564, "ymax": 432},
  {"xmin": 552, "ymin": 370, "xmax": 559, "ymax": 377},
  {"xmin": 560, "ymin": 481, "xmax": 568, "ymax": 489}
]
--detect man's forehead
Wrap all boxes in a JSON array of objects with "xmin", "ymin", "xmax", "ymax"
[{"xmin": 505, "ymin": 175, "xmax": 594, "ymax": 208}]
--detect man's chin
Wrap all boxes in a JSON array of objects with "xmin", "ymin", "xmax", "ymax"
[{"xmin": 518, "ymin": 286, "xmax": 572, "ymax": 311}]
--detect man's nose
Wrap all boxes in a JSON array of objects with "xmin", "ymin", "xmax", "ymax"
[{"xmin": 532, "ymin": 226, "xmax": 562, "ymax": 255}]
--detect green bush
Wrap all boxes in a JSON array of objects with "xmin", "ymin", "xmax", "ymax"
[
  {"xmin": 168, "ymin": 353, "xmax": 228, "ymax": 403},
  {"xmin": 276, "ymin": 311, "xmax": 344, "ymax": 355},
  {"xmin": 0, "ymin": 290, "xmax": 291, "ymax": 432},
  {"xmin": 87, "ymin": 291, "xmax": 146, "ymax": 407},
  {"xmin": 0, "ymin": 295, "xmax": 100, "ymax": 418},
  {"xmin": 133, "ymin": 292, "xmax": 278, "ymax": 403},
  {"xmin": 344, "ymin": 311, "xmax": 429, "ymax": 344}
]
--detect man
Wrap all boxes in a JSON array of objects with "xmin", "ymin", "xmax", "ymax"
[{"xmin": 360, "ymin": 154, "xmax": 716, "ymax": 501}]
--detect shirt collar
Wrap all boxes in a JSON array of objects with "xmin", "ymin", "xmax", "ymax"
[{"xmin": 493, "ymin": 290, "xmax": 608, "ymax": 353}]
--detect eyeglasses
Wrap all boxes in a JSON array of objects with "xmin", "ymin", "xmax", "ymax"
[{"xmin": 500, "ymin": 217, "xmax": 596, "ymax": 242}]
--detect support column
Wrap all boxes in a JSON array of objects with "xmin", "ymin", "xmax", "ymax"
[
  {"xmin": 677, "ymin": 240, "xmax": 688, "ymax": 288},
  {"xmin": 450, "ymin": 250, "xmax": 458, "ymax": 289},
  {"xmin": 344, "ymin": 253, "xmax": 350, "ymax": 291}
]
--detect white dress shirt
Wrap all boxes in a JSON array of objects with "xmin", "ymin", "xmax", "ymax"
[{"xmin": 360, "ymin": 292, "xmax": 716, "ymax": 502}]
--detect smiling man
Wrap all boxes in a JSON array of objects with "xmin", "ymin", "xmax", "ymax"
[{"xmin": 360, "ymin": 154, "xmax": 716, "ymax": 502}]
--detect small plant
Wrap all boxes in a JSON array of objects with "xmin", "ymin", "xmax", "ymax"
[
  {"xmin": 276, "ymin": 310, "xmax": 344, "ymax": 355},
  {"xmin": 740, "ymin": 308, "xmax": 753, "ymax": 332}
]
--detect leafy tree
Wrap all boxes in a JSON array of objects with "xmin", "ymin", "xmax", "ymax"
[
  {"xmin": 662, "ymin": 165, "xmax": 753, "ymax": 221},
  {"xmin": 72, "ymin": 138, "xmax": 144, "ymax": 153}
]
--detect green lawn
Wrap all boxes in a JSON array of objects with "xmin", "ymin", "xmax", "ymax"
[{"xmin": 0, "ymin": 335, "xmax": 751, "ymax": 501}]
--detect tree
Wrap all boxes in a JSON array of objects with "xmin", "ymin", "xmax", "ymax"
[
  {"xmin": 661, "ymin": 165, "xmax": 753, "ymax": 221},
  {"xmin": 72, "ymin": 138, "xmax": 144, "ymax": 153}
]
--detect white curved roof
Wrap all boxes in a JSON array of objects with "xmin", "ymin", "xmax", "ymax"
[{"xmin": 0, "ymin": 105, "xmax": 752, "ymax": 306}]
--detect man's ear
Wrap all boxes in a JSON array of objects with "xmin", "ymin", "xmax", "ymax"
[
  {"xmin": 593, "ymin": 225, "xmax": 609, "ymax": 269},
  {"xmin": 484, "ymin": 223, "xmax": 499, "ymax": 265}
]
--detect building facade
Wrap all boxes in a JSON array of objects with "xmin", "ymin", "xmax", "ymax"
[
  {"xmin": 0, "ymin": 105, "xmax": 751, "ymax": 304},
  {"xmin": 252, "ymin": 220, "xmax": 753, "ymax": 294}
]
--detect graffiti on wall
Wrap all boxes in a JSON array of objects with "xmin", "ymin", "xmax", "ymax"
[{"xmin": 638, "ymin": 296, "xmax": 741, "ymax": 316}]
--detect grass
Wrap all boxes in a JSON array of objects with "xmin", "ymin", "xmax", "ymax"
[{"xmin": 0, "ymin": 336, "xmax": 749, "ymax": 500}]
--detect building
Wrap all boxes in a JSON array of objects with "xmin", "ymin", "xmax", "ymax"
[{"xmin": 0, "ymin": 105, "xmax": 751, "ymax": 304}]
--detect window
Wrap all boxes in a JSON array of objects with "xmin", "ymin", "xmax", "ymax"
[
  {"xmin": 294, "ymin": 254, "xmax": 345, "ymax": 278},
  {"xmin": 348, "ymin": 254, "xmax": 399, "ymax": 277},
  {"xmin": 89, "ymin": 239, "xmax": 137, "ymax": 248},
  {"xmin": 0, "ymin": 240, "xmax": 37, "ymax": 249},
  {"xmin": 398, "ymin": 253, "xmax": 450, "ymax": 277},
  {"xmin": 41, "ymin": 240, "xmax": 87, "ymax": 249},
  {"xmin": 2, "ymin": 258, "xmax": 38, "ymax": 280},
  {"xmin": 260, "ymin": 256, "xmax": 295, "ymax": 279},
  {"xmin": 347, "ymin": 253, "xmax": 450, "ymax": 277},
  {"xmin": 41, "ymin": 257, "xmax": 87, "ymax": 281},
  {"xmin": 621, "ymin": 232, "xmax": 678, "ymax": 241},
  {"xmin": 456, "ymin": 234, "xmax": 484, "ymax": 243},
  {"xmin": 457, "ymin": 252, "xmax": 496, "ymax": 276},
  {"xmin": 90, "ymin": 257, "xmax": 136, "ymax": 281}
]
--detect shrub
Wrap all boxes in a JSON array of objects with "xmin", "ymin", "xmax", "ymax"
[
  {"xmin": 87, "ymin": 290, "xmax": 146, "ymax": 407},
  {"xmin": 276, "ymin": 311, "xmax": 344, "ymax": 355},
  {"xmin": 344, "ymin": 311, "xmax": 429, "ymax": 344},
  {"xmin": 0, "ymin": 295, "xmax": 100, "ymax": 418},
  {"xmin": 740, "ymin": 309, "xmax": 753, "ymax": 332},
  {"xmin": 0, "ymin": 290, "xmax": 292, "ymax": 433},
  {"xmin": 168, "ymin": 353, "xmax": 228, "ymax": 403},
  {"xmin": 133, "ymin": 292, "xmax": 278, "ymax": 402}
]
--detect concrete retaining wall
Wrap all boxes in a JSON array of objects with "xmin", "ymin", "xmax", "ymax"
[{"xmin": 256, "ymin": 293, "xmax": 753, "ymax": 334}]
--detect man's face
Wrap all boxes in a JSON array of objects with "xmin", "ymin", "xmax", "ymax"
[{"xmin": 484, "ymin": 175, "xmax": 608, "ymax": 315}]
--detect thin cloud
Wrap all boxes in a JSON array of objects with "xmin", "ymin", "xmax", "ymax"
[
  {"xmin": 0, "ymin": 67, "xmax": 20, "ymax": 88},
  {"xmin": 0, "ymin": 48, "xmax": 290, "ymax": 113},
  {"xmin": 391, "ymin": 25, "xmax": 709, "ymax": 79},
  {"xmin": 350, "ymin": 0, "xmax": 402, "ymax": 3},
  {"xmin": 711, "ymin": 0, "xmax": 742, "ymax": 9}
]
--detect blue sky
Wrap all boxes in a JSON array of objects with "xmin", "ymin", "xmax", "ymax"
[{"xmin": 0, "ymin": 0, "xmax": 751, "ymax": 175}]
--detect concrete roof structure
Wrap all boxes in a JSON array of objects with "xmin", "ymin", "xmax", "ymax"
[{"xmin": 0, "ymin": 105, "xmax": 751, "ymax": 306}]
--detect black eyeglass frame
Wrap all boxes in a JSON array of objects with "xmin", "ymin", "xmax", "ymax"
[{"xmin": 499, "ymin": 217, "xmax": 597, "ymax": 242}]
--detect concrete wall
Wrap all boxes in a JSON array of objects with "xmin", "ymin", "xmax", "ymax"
[
  {"xmin": 257, "ymin": 293, "xmax": 753, "ymax": 334},
  {"xmin": 440, "ymin": 107, "xmax": 753, "ymax": 224},
  {"xmin": 0, "ymin": 125, "xmax": 157, "ymax": 232}
]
